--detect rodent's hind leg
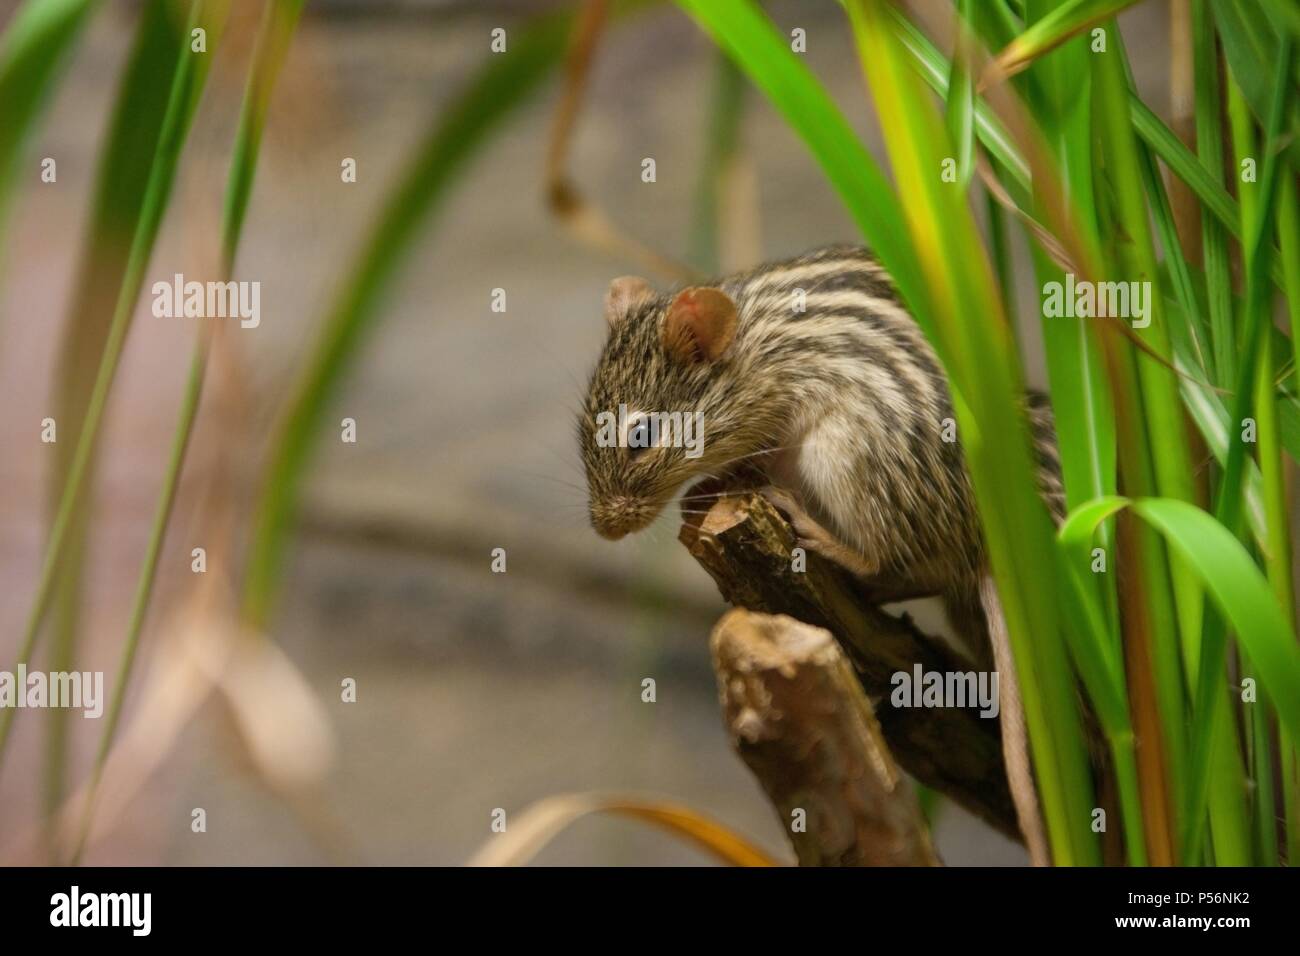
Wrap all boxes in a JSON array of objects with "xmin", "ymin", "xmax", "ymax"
[{"xmin": 760, "ymin": 487, "xmax": 881, "ymax": 580}]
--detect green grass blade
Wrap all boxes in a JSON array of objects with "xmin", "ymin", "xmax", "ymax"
[
  {"xmin": 1211, "ymin": 37, "xmax": 1291, "ymax": 545},
  {"xmin": 1210, "ymin": 0, "xmax": 1300, "ymax": 145},
  {"xmin": 847, "ymin": 0, "xmax": 1098, "ymax": 864},
  {"xmin": 1165, "ymin": 320, "xmax": 1267, "ymax": 540},
  {"xmin": 1094, "ymin": 27, "xmax": 1199, "ymax": 839},
  {"xmin": 1245, "ymin": 674, "xmax": 1279, "ymax": 864},
  {"xmin": 675, "ymin": 0, "xmax": 929, "ymax": 321},
  {"xmin": 221, "ymin": 0, "xmax": 306, "ymax": 272},
  {"xmin": 1227, "ymin": 64, "xmax": 1295, "ymax": 775},
  {"xmin": 687, "ymin": 49, "xmax": 746, "ymax": 275},
  {"xmin": 985, "ymin": 190, "xmax": 1016, "ymax": 315},
  {"xmin": 1263, "ymin": 0, "xmax": 1300, "ymax": 40},
  {"xmin": 1012, "ymin": 1, "xmax": 1121, "ymax": 702},
  {"xmin": 1277, "ymin": 188, "xmax": 1300, "ymax": 865},
  {"xmin": 945, "ymin": 0, "xmax": 976, "ymax": 188},
  {"xmin": 1282, "ymin": 175, "xmax": 1300, "ymax": 419},
  {"xmin": 1023, "ymin": 0, "xmax": 1117, "ymax": 517},
  {"xmin": 68, "ymin": 333, "xmax": 209, "ymax": 861},
  {"xmin": 241, "ymin": 10, "xmax": 580, "ymax": 627},
  {"xmin": 1094, "ymin": 23, "xmax": 1202, "ymax": 556},
  {"xmin": 1073, "ymin": 495, "xmax": 1298, "ymax": 863},
  {"xmin": 1057, "ymin": 496, "xmax": 1147, "ymax": 863},
  {"xmin": 887, "ymin": 5, "xmax": 1030, "ymax": 189},
  {"xmin": 71, "ymin": 0, "xmax": 306, "ymax": 864},
  {"xmin": 1194, "ymin": 0, "xmax": 1235, "ymax": 386},
  {"xmin": 0, "ymin": 0, "xmax": 97, "ymax": 230},
  {"xmin": 1132, "ymin": 498, "xmax": 1300, "ymax": 739},
  {"xmin": 1182, "ymin": 38, "xmax": 1295, "ymax": 856},
  {"xmin": 1057, "ymin": 497, "xmax": 1128, "ymax": 681},
  {"xmin": 1129, "ymin": 97, "xmax": 1285, "ymax": 290},
  {"xmin": 39, "ymin": 0, "xmax": 189, "ymax": 851},
  {"xmin": 986, "ymin": 0, "xmax": 1142, "ymax": 82},
  {"xmin": 1228, "ymin": 75, "xmax": 1294, "ymax": 622},
  {"xmin": 0, "ymin": 0, "xmax": 230, "ymax": 774}
]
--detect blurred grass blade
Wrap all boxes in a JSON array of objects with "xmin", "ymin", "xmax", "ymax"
[
  {"xmin": 944, "ymin": 0, "xmax": 976, "ymax": 188},
  {"xmin": 1227, "ymin": 58, "xmax": 1295, "ymax": 674},
  {"xmin": 1194, "ymin": 0, "xmax": 1234, "ymax": 387},
  {"xmin": 1021, "ymin": 0, "xmax": 1117, "ymax": 528},
  {"xmin": 887, "ymin": 4, "xmax": 1030, "ymax": 189},
  {"xmin": 0, "ymin": 0, "xmax": 230, "ymax": 773},
  {"xmin": 72, "ymin": 0, "xmax": 307, "ymax": 865},
  {"xmin": 1227, "ymin": 39, "xmax": 1289, "ymax": 868},
  {"xmin": 241, "ymin": 10, "xmax": 580, "ymax": 627},
  {"xmin": 846, "ymin": 0, "xmax": 1097, "ymax": 865},
  {"xmin": 673, "ymin": 0, "xmax": 929, "ymax": 326},
  {"xmin": 1168, "ymin": 332, "xmax": 1267, "ymax": 539},
  {"xmin": 1092, "ymin": 26, "xmax": 1199, "ymax": 860},
  {"xmin": 1210, "ymin": 0, "xmax": 1300, "ymax": 142},
  {"xmin": 1139, "ymin": 145, "xmax": 1210, "ymax": 378},
  {"xmin": 1210, "ymin": 36, "xmax": 1291, "ymax": 542},
  {"xmin": 1013, "ymin": 1, "xmax": 1124, "ymax": 740},
  {"xmin": 687, "ymin": 50, "xmax": 746, "ymax": 274},
  {"xmin": 1131, "ymin": 498, "xmax": 1300, "ymax": 740},
  {"xmin": 44, "ymin": 0, "xmax": 187, "ymax": 394},
  {"xmin": 1068, "ymin": 494, "xmax": 1300, "ymax": 862},
  {"xmin": 1264, "ymin": 0, "xmax": 1300, "ymax": 40},
  {"xmin": 1057, "ymin": 498, "xmax": 1129, "ymax": 687},
  {"xmin": 984, "ymin": 0, "xmax": 1141, "ymax": 84},
  {"xmin": 1282, "ymin": 177, "xmax": 1300, "ymax": 399},
  {"xmin": 0, "ymin": 0, "xmax": 98, "ymax": 232},
  {"xmin": 913, "ymin": 0, "xmax": 1293, "ymax": 312},
  {"xmin": 1130, "ymin": 97, "xmax": 1285, "ymax": 289},
  {"xmin": 466, "ymin": 792, "xmax": 780, "ymax": 866},
  {"xmin": 1096, "ymin": 22, "xmax": 1201, "ymax": 628},
  {"xmin": 1056, "ymin": 495, "xmax": 1145, "ymax": 864},
  {"xmin": 1183, "ymin": 37, "xmax": 1297, "ymax": 863},
  {"xmin": 221, "ymin": 0, "xmax": 306, "ymax": 271},
  {"xmin": 40, "ymin": 0, "xmax": 187, "ymax": 847},
  {"xmin": 985, "ymin": 191, "xmax": 1016, "ymax": 313}
]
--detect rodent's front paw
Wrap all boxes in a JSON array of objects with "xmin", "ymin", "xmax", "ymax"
[
  {"xmin": 760, "ymin": 487, "xmax": 880, "ymax": 580},
  {"xmin": 759, "ymin": 487, "xmax": 820, "ymax": 541},
  {"xmin": 758, "ymin": 486, "xmax": 803, "ymax": 522}
]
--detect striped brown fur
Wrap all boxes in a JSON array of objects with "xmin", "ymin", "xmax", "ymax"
[{"xmin": 580, "ymin": 244, "xmax": 1064, "ymax": 661}]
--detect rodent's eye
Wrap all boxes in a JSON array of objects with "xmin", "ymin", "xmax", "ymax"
[{"xmin": 626, "ymin": 415, "xmax": 652, "ymax": 461}]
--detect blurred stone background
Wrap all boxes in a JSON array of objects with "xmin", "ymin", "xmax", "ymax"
[{"xmin": 1, "ymin": 0, "xmax": 1172, "ymax": 865}]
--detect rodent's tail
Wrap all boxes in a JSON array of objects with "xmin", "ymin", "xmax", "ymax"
[{"xmin": 979, "ymin": 572, "xmax": 1052, "ymax": 866}]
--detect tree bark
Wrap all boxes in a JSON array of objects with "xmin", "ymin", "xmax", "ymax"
[
  {"xmin": 680, "ymin": 487, "xmax": 1019, "ymax": 841},
  {"xmin": 711, "ymin": 609, "xmax": 940, "ymax": 866}
]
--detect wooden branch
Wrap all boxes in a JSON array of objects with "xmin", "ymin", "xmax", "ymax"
[
  {"xmin": 711, "ymin": 609, "xmax": 939, "ymax": 866},
  {"xmin": 680, "ymin": 488, "xmax": 1019, "ymax": 841}
]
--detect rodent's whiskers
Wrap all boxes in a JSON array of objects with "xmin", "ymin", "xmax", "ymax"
[
  {"xmin": 706, "ymin": 439, "xmax": 806, "ymax": 475},
  {"xmin": 515, "ymin": 469, "xmax": 588, "ymax": 494},
  {"xmin": 674, "ymin": 439, "xmax": 806, "ymax": 503},
  {"xmin": 674, "ymin": 488, "xmax": 766, "ymax": 503}
]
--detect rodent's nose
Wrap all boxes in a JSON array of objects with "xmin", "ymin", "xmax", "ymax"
[
  {"xmin": 591, "ymin": 496, "xmax": 646, "ymax": 540},
  {"xmin": 594, "ymin": 521, "xmax": 628, "ymax": 541}
]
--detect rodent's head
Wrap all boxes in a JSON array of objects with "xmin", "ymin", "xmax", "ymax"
[{"xmin": 579, "ymin": 275, "xmax": 756, "ymax": 540}]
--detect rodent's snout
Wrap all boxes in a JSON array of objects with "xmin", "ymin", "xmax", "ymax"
[{"xmin": 590, "ymin": 495, "xmax": 654, "ymax": 540}]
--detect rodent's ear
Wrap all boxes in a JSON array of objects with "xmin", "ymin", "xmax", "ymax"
[
  {"xmin": 662, "ymin": 287, "xmax": 738, "ymax": 363},
  {"xmin": 604, "ymin": 276, "xmax": 656, "ymax": 328}
]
